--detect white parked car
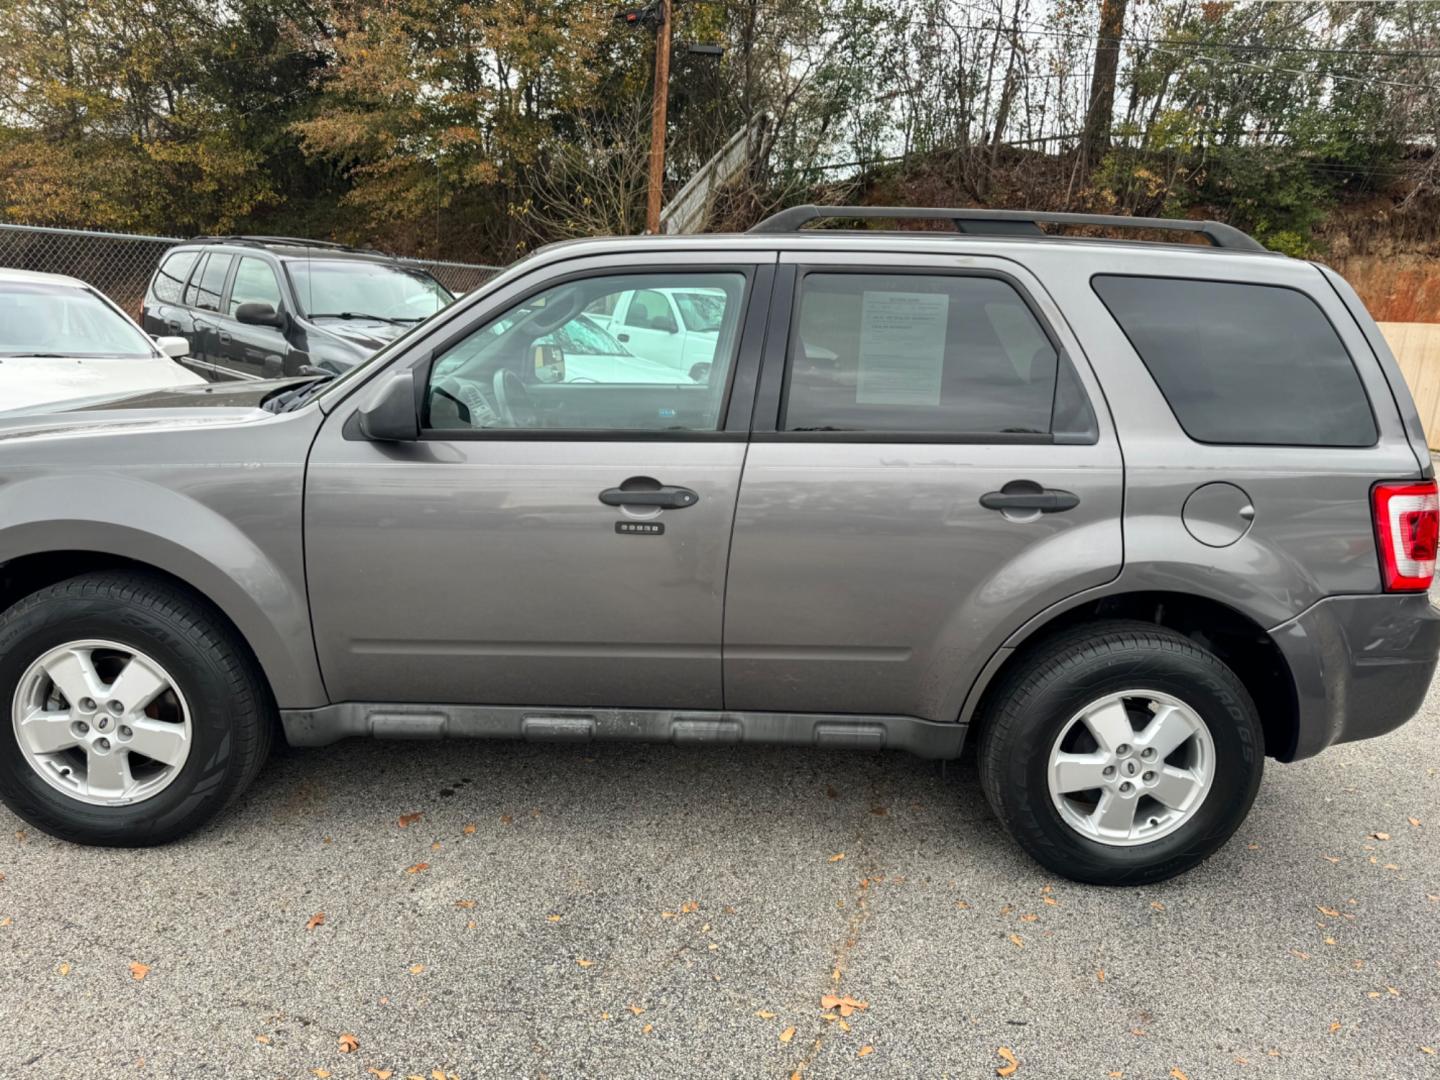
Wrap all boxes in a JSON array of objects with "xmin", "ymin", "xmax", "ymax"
[
  {"xmin": 587, "ymin": 286, "xmax": 727, "ymax": 378},
  {"xmin": 0, "ymin": 269, "xmax": 203, "ymax": 412}
]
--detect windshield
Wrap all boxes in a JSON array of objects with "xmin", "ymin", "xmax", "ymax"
[
  {"xmin": 671, "ymin": 289, "xmax": 727, "ymax": 333},
  {"xmin": 0, "ymin": 282, "xmax": 155, "ymax": 358},
  {"xmin": 287, "ymin": 260, "xmax": 452, "ymax": 322}
]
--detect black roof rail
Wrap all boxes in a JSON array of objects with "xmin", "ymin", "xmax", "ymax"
[
  {"xmin": 748, "ymin": 205, "xmax": 1267, "ymax": 253},
  {"xmin": 187, "ymin": 235, "xmax": 388, "ymax": 256}
]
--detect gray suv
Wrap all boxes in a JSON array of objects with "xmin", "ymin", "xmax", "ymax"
[{"xmin": 2, "ymin": 206, "xmax": 1436, "ymax": 885}]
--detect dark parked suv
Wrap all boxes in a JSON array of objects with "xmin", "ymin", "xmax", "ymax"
[
  {"xmin": 4, "ymin": 206, "xmax": 1437, "ymax": 884},
  {"xmin": 141, "ymin": 236, "xmax": 453, "ymax": 381}
]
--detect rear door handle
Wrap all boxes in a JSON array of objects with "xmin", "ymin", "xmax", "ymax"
[
  {"xmin": 599, "ymin": 485, "xmax": 700, "ymax": 509},
  {"xmin": 980, "ymin": 484, "xmax": 1080, "ymax": 513},
  {"xmin": 218, "ymin": 331, "xmax": 232, "ymax": 345}
]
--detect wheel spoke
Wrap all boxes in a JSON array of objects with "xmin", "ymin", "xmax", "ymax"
[
  {"xmin": 17, "ymin": 710, "xmax": 79, "ymax": 755},
  {"xmin": 126, "ymin": 719, "xmax": 188, "ymax": 766},
  {"xmin": 41, "ymin": 648, "xmax": 104, "ymax": 709},
  {"xmin": 106, "ymin": 655, "xmax": 169, "ymax": 715},
  {"xmin": 1093, "ymin": 790, "xmax": 1138, "ymax": 835},
  {"xmin": 1150, "ymin": 765, "xmax": 1202, "ymax": 810},
  {"xmin": 84, "ymin": 748, "xmax": 132, "ymax": 799},
  {"xmin": 1052, "ymin": 752, "xmax": 1109, "ymax": 794},
  {"xmin": 1082, "ymin": 699, "xmax": 1134, "ymax": 754},
  {"xmin": 1139, "ymin": 703, "xmax": 1199, "ymax": 760}
]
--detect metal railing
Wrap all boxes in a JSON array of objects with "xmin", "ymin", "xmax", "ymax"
[{"xmin": 0, "ymin": 223, "xmax": 504, "ymax": 317}]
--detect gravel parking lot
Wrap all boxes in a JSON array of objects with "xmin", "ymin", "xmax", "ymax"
[{"xmin": 1, "ymin": 666, "xmax": 1437, "ymax": 1079}]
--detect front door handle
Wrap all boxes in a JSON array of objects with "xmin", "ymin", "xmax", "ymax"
[
  {"xmin": 218, "ymin": 331, "xmax": 232, "ymax": 345},
  {"xmin": 599, "ymin": 484, "xmax": 700, "ymax": 509},
  {"xmin": 980, "ymin": 482, "xmax": 1080, "ymax": 514}
]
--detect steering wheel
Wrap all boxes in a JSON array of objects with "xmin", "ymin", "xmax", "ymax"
[{"xmin": 493, "ymin": 368, "xmax": 539, "ymax": 428}]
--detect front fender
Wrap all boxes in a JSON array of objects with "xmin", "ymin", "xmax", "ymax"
[{"xmin": 0, "ymin": 470, "xmax": 326, "ymax": 709}]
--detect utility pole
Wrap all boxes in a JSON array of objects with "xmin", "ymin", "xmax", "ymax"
[{"xmin": 645, "ymin": 0, "xmax": 672, "ymax": 233}]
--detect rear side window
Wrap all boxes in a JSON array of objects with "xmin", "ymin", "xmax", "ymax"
[
  {"xmin": 190, "ymin": 253, "xmax": 233, "ymax": 312},
  {"xmin": 150, "ymin": 251, "xmax": 198, "ymax": 304},
  {"xmin": 783, "ymin": 272, "xmax": 1061, "ymax": 435},
  {"xmin": 1092, "ymin": 275, "xmax": 1376, "ymax": 447}
]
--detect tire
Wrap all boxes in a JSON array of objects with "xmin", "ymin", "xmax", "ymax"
[
  {"xmin": 0, "ymin": 571, "xmax": 273, "ymax": 846},
  {"xmin": 976, "ymin": 620, "xmax": 1263, "ymax": 886}
]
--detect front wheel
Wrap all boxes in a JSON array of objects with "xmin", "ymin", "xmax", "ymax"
[
  {"xmin": 977, "ymin": 620, "xmax": 1264, "ymax": 885},
  {"xmin": 0, "ymin": 572, "xmax": 273, "ymax": 845}
]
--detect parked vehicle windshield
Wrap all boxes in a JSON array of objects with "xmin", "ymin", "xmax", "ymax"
[
  {"xmin": 287, "ymin": 260, "xmax": 453, "ymax": 322},
  {"xmin": 0, "ymin": 282, "xmax": 155, "ymax": 358},
  {"xmin": 672, "ymin": 289, "xmax": 727, "ymax": 333}
]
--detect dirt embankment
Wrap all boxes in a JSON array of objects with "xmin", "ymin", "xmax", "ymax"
[{"xmin": 1328, "ymin": 255, "xmax": 1440, "ymax": 323}]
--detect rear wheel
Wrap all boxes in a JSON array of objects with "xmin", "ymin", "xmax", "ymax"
[
  {"xmin": 0, "ymin": 572, "xmax": 272, "ymax": 845},
  {"xmin": 977, "ymin": 620, "xmax": 1263, "ymax": 885}
]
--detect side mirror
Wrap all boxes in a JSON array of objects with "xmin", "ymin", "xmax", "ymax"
[
  {"xmin": 153, "ymin": 335, "xmax": 190, "ymax": 359},
  {"xmin": 236, "ymin": 301, "xmax": 285, "ymax": 328},
  {"xmin": 531, "ymin": 343, "xmax": 566, "ymax": 384},
  {"xmin": 357, "ymin": 370, "xmax": 419, "ymax": 442}
]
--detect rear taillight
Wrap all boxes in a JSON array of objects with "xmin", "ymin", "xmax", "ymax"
[{"xmin": 1373, "ymin": 479, "xmax": 1439, "ymax": 592}]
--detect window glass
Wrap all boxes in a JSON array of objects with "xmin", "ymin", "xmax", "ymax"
[
  {"xmin": 622, "ymin": 290, "xmax": 678, "ymax": 332},
  {"xmin": 0, "ymin": 283, "xmax": 154, "ymax": 357},
  {"xmin": 287, "ymin": 260, "xmax": 451, "ymax": 323},
  {"xmin": 1092, "ymin": 275, "xmax": 1376, "ymax": 446},
  {"xmin": 182, "ymin": 254, "xmax": 207, "ymax": 307},
  {"xmin": 784, "ymin": 273, "xmax": 1059, "ymax": 435},
  {"xmin": 191, "ymin": 253, "xmax": 232, "ymax": 312},
  {"xmin": 425, "ymin": 272, "xmax": 747, "ymax": 433},
  {"xmin": 228, "ymin": 257, "xmax": 283, "ymax": 316},
  {"xmin": 150, "ymin": 251, "xmax": 198, "ymax": 305}
]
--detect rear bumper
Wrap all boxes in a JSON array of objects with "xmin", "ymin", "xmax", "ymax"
[{"xmin": 1270, "ymin": 592, "xmax": 1440, "ymax": 760}]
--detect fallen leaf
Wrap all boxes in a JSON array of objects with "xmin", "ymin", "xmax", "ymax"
[
  {"xmin": 1170, "ymin": 1070, "xmax": 1190, "ymax": 1080},
  {"xmin": 1150, "ymin": 901, "xmax": 1165, "ymax": 911},
  {"xmin": 1384, "ymin": 863, "xmax": 1400, "ymax": 871},
  {"xmin": 1019, "ymin": 913, "xmax": 1039, "ymax": 923},
  {"xmin": 755, "ymin": 1010, "xmax": 777, "ymax": 1020},
  {"xmin": 465, "ymin": 920, "xmax": 476, "ymax": 930},
  {"xmin": 837, "ymin": 1019, "xmax": 850, "ymax": 1032},
  {"xmin": 129, "ymin": 962, "xmax": 150, "ymax": 981},
  {"xmin": 1130, "ymin": 1028, "xmax": 1146, "ymax": 1037},
  {"xmin": 256, "ymin": 1035, "xmax": 271, "ymax": 1045},
  {"xmin": 1317, "ymin": 905, "xmax": 1341, "ymax": 917},
  {"xmin": 1290, "ymin": 949, "xmax": 1311, "ymax": 960},
  {"xmin": 367, "ymin": 1070, "xmax": 395, "ymax": 1080},
  {"xmin": 0, "ymin": 917, "xmax": 11, "ymax": 927},
  {"xmin": 870, "ymin": 806, "xmax": 888, "ymax": 816},
  {"xmin": 642, "ymin": 1023, "xmax": 653, "ymax": 1034},
  {"xmin": 1323, "ymin": 855, "xmax": 1341, "ymax": 864},
  {"xmin": 820, "ymin": 994, "xmax": 869, "ymax": 1017},
  {"xmin": 628, "ymin": 1004, "xmax": 645, "ymax": 1016},
  {"xmin": 306, "ymin": 912, "xmax": 325, "ymax": 931},
  {"xmin": 1409, "ymin": 817, "xmax": 1422, "ymax": 828},
  {"xmin": 311, "ymin": 1071, "xmax": 330, "ymax": 1079},
  {"xmin": 462, "ymin": 823, "xmax": 477, "ymax": 835},
  {"xmin": 454, "ymin": 900, "xmax": 475, "ymax": 909},
  {"xmin": 1109, "ymin": 1073, "xmax": 1123, "ymax": 1079},
  {"xmin": 547, "ymin": 914, "xmax": 561, "ymax": 923},
  {"xmin": 1368, "ymin": 991, "xmax": 1382, "ymax": 1000},
  {"xmin": 1324, "ymin": 937, "xmax": 1337, "ymax": 946},
  {"xmin": 955, "ymin": 900, "xmax": 971, "ymax": 910},
  {"xmin": 1097, "ymin": 969, "xmax": 1105, "ymax": 982},
  {"xmin": 999, "ymin": 904, "xmax": 1014, "ymax": 915},
  {"xmin": 398, "ymin": 812, "xmax": 423, "ymax": 828},
  {"xmin": 1328, "ymin": 1021, "xmax": 1342, "ymax": 1034},
  {"xmin": 660, "ymin": 911, "xmax": 676, "ymax": 919},
  {"xmin": 858, "ymin": 1045, "xmax": 874, "ymax": 1057},
  {"xmin": 430, "ymin": 841, "xmax": 442, "ymax": 852},
  {"xmin": 1042, "ymin": 897, "xmax": 1058, "ymax": 907},
  {"xmin": 404, "ymin": 863, "xmax": 429, "ymax": 874},
  {"xmin": 576, "ymin": 958, "xmax": 594, "ymax": 968},
  {"xmin": 680, "ymin": 900, "xmax": 699, "ymax": 914},
  {"xmin": 1371, "ymin": 832, "xmax": 1391, "ymax": 841},
  {"xmin": 1421, "ymin": 1046, "xmax": 1436, "ymax": 1055},
  {"xmin": 408, "ymin": 963, "xmax": 425, "ymax": 975},
  {"xmin": 1008, "ymin": 934, "xmax": 1024, "ymax": 948},
  {"xmin": 779, "ymin": 1026, "xmax": 796, "ymax": 1044},
  {"xmin": 996, "ymin": 1046, "xmax": 1019, "ymax": 1077},
  {"xmin": 828, "ymin": 853, "xmax": 845, "ymax": 863},
  {"xmin": 337, "ymin": 1034, "xmax": 359, "ymax": 1053},
  {"xmin": 500, "ymin": 814, "xmax": 513, "ymax": 825},
  {"xmin": 57, "ymin": 963, "xmax": 70, "ymax": 976}
]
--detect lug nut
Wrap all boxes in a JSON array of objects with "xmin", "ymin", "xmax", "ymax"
[
  {"xmin": 1141, "ymin": 747, "xmax": 1156, "ymax": 760},
  {"xmin": 95, "ymin": 738, "xmax": 111, "ymax": 751},
  {"xmin": 1103, "ymin": 765, "xmax": 1116, "ymax": 778},
  {"xmin": 1116, "ymin": 743, "xmax": 1131, "ymax": 756},
  {"xmin": 77, "ymin": 697, "xmax": 97, "ymax": 713},
  {"xmin": 1119, "ymin": 781, "xmax": 1133, "ymax": 793},
  {"xmin": 1143, "ymin": 771, "xmax": 1155, "ymax": 782},
  {"xmin": 72, "ymin": 720, "xmax": 89, "ymax": 736},
  {"xmin": 118, "ymin": 725, "xmax": 132, "ymax": 739},
  {"xmin": 106, "ymin": 700, "xmax": 125, "ymax": 716}
]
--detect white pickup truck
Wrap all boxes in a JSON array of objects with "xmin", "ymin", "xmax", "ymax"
[{"xmin": 586, "ymin": 286, "xmax": 725, "ymax": 379}]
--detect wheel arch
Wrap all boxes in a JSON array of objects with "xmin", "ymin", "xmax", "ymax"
[{"xmin": 962, "ymin": 589, "xmax": 1300, "ymax": 761}]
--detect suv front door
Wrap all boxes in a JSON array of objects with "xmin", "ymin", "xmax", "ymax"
[
  {"xmin": 218, "ymin": 255, "xmax": 289, "ymax": 379},
  {"xmin": 722, "ymin": 253, "xmax": 1124, "ymax": 725},
  {"xmin": 305, "ymin": 254, "xmax": 773, "ymax": 709}
]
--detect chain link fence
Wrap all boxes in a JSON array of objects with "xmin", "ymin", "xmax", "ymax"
[{"xmin": 0, "ymin": 223, "xmax": 504, "ymax": 318}]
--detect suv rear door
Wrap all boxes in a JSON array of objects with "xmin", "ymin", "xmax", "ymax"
[
  {"xmin": 722, "ymin": 251, "xmax": 1123, "ymax": 723},
  {"xmin": 305, "ymin": 251, "xmax": 774, "ymax": 709}
]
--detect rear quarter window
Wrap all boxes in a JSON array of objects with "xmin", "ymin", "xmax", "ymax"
[
  {"xmin": 1091, "ymin": 275, "xmax": 1377, "ymax": 447},
  {"xmin": 150, "ymin": 250, "xmax": 198, "ymax": 305}
]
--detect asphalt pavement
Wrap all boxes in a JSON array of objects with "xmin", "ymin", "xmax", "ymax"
[{"xmin": 1, "ymin": 670, "xmax": 1437, "ymax": 1079}]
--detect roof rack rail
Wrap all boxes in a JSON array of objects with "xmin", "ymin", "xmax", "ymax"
[
  {"xmin": 748, "ymin": 205, "xmax": 1267, "ymax": 253},
  {"xmin": 188, "ymin": 235, "xmax": 387, "ymax": 256}
]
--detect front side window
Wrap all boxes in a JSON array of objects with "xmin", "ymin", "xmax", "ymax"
[
  {"xmin": 0, "ymin": 283, "xmax": 155, "ymax": 358},
  {"xmin": 191, "ymin": 253, "xmax": 233, "ymax": 312},
  {"xmin": 288, "ymin": 260, "xmax": 452, "ymax": 324},
  {"xmin": 425, "ymin": 272, "xmax": 747, "ymax": 433},
  {"xmin": 228, "ymin": 257, "xmax": 283, "ymax": 316},
  {"xmin": 150, "ymin": 251, "xmax": 198, "ymax": 305},
  {"xmin": 1092, "ymin": 275, "xmax": 1377, "ymax": 447},
  {"xmin": 783, "ymin": 272, "xmax": 1060, "ymax": 435}
]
